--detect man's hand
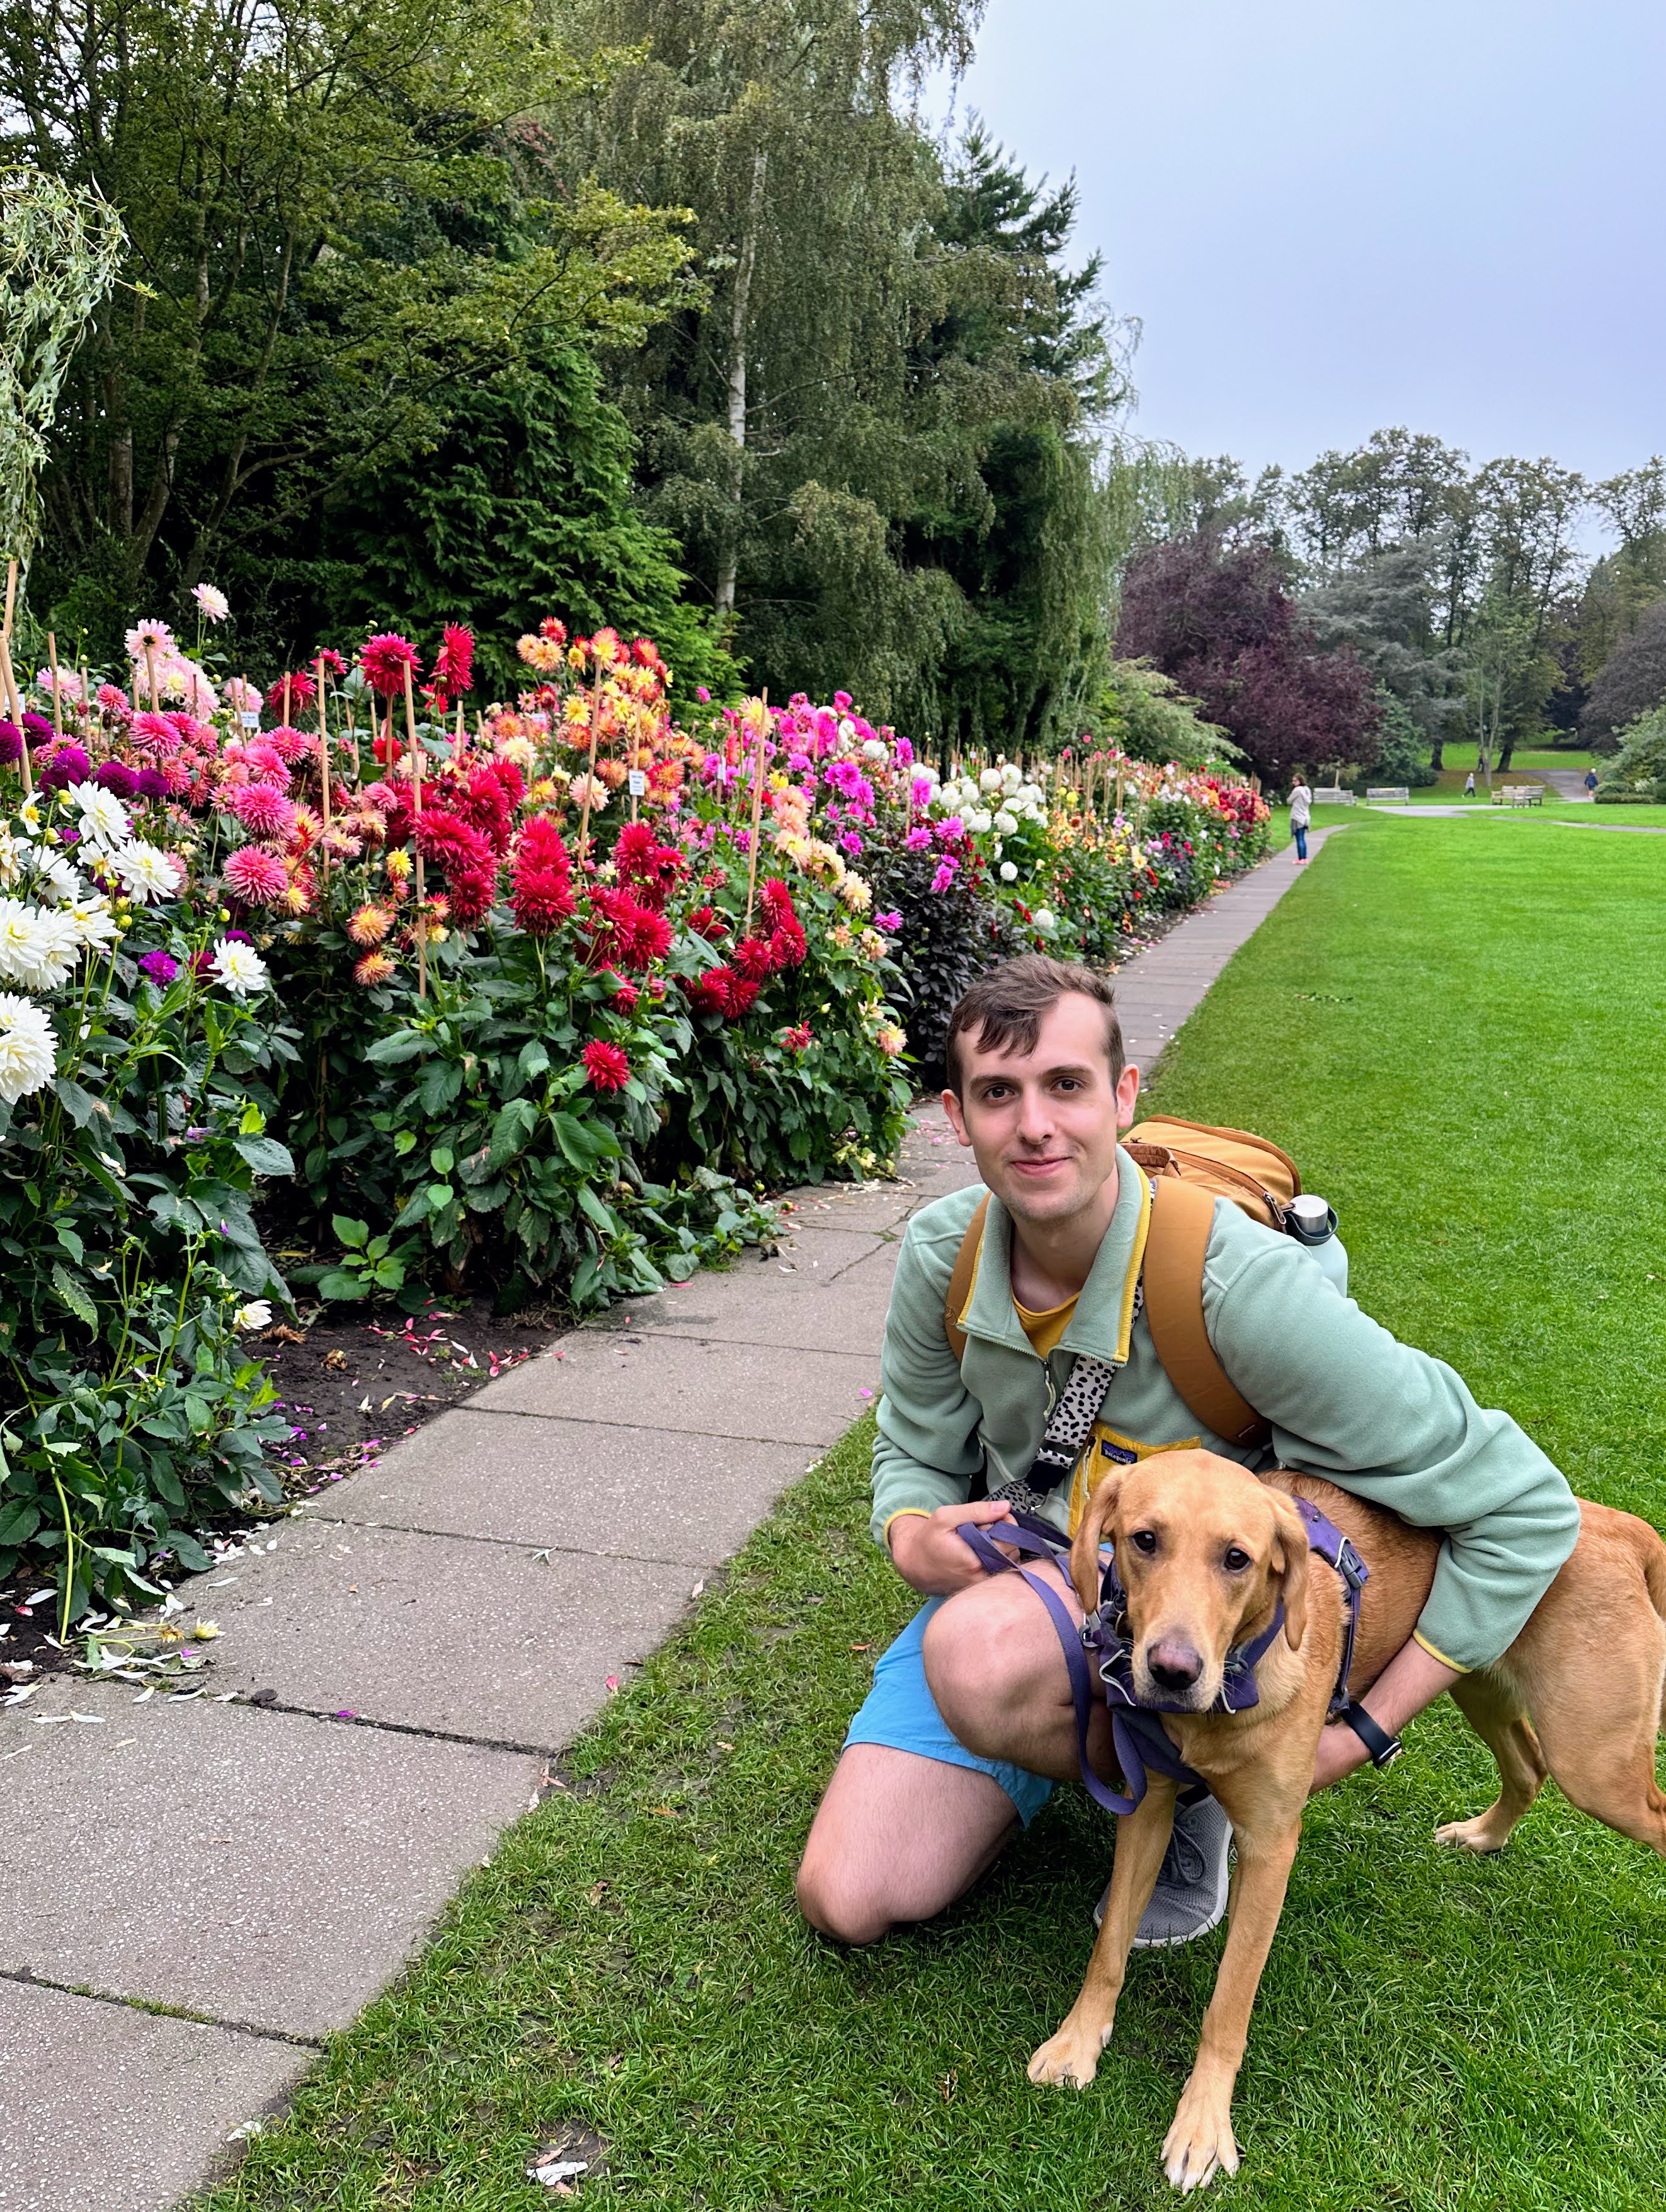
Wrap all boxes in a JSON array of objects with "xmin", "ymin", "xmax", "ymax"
[
  {"xmin": 1310, "ymin": 1636, "xmax": 1462, "ymax": 1794},
  {"xmin": 887, "ymin": 1499, "xmax": 1015, "ymax": 1595}
]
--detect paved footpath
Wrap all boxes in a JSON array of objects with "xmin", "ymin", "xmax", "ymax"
[{"xmin": 0, "ymin": 839, "xmax": 1325, "ymax": 2212}]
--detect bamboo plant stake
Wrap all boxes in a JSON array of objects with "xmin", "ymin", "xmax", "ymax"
[
  {"xmin": 46, "ymin": 631, "xmax": 64, "ymax": 736},
  {"xmin": 281, "ymin": 674, "xmax": 292, "ymax": 729},
  {"xmin": 314, "ymin": 655, "xmax": 331, "ymax": 882},
  {"xmin": 402, "ymin": 662, "xmax": 427, "ymax": 999},
  {"xmin": 2, "ymin": 559, "xmax": 14, "ymax": 640},
  {"xmin": 577, "ymin": 668, "xmax": 603, "ymax": 858},
  {"xmin": 0, "ymin": 634, "xmax": 31, "ymax": 791},
  {"xmin": 144, "ymin": 636, "xmax": 159, "ymax": 713},
  {"xmin": 742, "ymin": 689, "xmax": 770, "ymax": 934}
]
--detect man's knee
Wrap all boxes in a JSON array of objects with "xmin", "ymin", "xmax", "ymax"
[
  {"xmin": 922, "ymin": 1582, "xmax": 1053, "ymax": 1756},
  {"xmin": 795, "ymin": 1841, "xmax": 891, "ymax": 1947}
]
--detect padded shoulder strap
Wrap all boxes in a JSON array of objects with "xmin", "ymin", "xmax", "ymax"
[
  {"xmin": 943, "ymin": 1194, "xmax": 990, "ymax": 1365},
  {"xmin": 1142, "ymin": 1178, "xmax": 1270, "ymax": 1450}
]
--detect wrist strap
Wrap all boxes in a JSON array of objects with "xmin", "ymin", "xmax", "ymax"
[{"xmin": 1338, "ymin": 1703, "xmax": 1401, "ymax": 1768}]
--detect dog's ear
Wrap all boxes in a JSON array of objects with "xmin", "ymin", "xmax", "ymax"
[
  {"xmin": 1267, "ymin": 1492, "xmax": 1311, "ymax": 1652},
  {"xmin": 1070, "ymin": 1470, "xmax": 1124, "ymax": 1615}
]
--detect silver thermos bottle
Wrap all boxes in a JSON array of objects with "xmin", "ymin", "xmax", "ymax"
[{"xmin": 1286, "ymin": 1193, "xmax": 1348, "ymax": 1295}]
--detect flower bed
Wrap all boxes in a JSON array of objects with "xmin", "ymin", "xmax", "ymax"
[{"xmin": 0, "ymin": 607, "xmax": 1265, "ymax": 1615}]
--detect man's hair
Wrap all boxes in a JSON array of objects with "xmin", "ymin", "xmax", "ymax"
[{"xmin": 944, "ymin": 955, "xmax": 1124, "ymax": 1095}]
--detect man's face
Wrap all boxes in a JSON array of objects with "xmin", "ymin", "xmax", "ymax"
[{"xmin": 942, "ymin": 993, "xmax": 1141, "ymax": 1229}]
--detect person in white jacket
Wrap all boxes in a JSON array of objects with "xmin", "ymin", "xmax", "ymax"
[{"xmin": 1287, "ymin": 773, "xmax": 1312, "ymax": 862}]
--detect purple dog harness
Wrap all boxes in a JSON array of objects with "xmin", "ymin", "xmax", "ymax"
[{"xmin": 956, "ymin": 1498, "xmax": 1368, "ymax": 1817}]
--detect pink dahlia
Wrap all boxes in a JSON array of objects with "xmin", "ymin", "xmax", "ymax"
[
  {"xmin": 359, "ymin": 632, "xmax": 419, "ymax": 699},
  {"xmin": 227, "ymin": 783, "xmax": 298, "ymax": 842},
  {"xmin": 223, "ymin": 846, "xmax": 289, "ymax": 906},
  {"xmin": 430, "ymin": 623, "xmax": 474, "ymax": 705},
  {"xmin": 581, "ymin": 1040, "xmax": 630, "ymax": 1092}
]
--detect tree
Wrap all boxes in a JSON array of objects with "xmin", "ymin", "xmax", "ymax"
[
  {"xmin": 1285, "ymin": 428, "xmax": 1469, "ymax": 578},
  {"xmin": 1303, "ymin": 538, "xmax": 1466, "ymax": 771},
  {"xmin": 11, "ymin": 0, "xmax": 698, "ymax": 657},
  {"xmin": 1580, "ymin": 596, "xmax": 1666, "ymax": 749},
  {"xmin": 1115, "ymin": 530, "xmax": 1380, "ymax": 784},
  {"xmin": 1094, "ymin": 659, "xmax": 1236, "ymax": 769}
]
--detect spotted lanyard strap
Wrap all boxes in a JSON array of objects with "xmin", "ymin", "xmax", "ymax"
[{"xmin": 988, "ymin": 1343, "xmax": 1123, "ymax": 1515}]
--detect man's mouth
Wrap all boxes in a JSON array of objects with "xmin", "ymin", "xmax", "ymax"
[{"xmin": 1008, "ymin": 1155, "xmax": 1071, "ymax": 1178}]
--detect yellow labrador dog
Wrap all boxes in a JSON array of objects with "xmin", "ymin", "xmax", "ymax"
[{"xmin": 1026, "ymin": 1449, "xmax": 1666, "ymax": 2191}]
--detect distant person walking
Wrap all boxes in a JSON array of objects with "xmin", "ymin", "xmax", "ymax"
[
  {"xmin": 1288, "ymin": 772, "xmax": 1312, "ymax": 863},
  {"xmin": 1464, "ymin": 770, "xmax": 1476, "ymax": 798},
  {"xmin": 1584, "ymin": 768, "xmax": 1599, "ymax": 796}
]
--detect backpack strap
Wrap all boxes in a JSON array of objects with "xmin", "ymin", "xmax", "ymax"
[
  {"xmin": 943, "ymin": 1193, "xmax": 990, "ymax": 1364},
  {"xmin": 1141, "ymin": 1178, "xmax": 1270, "ymax": 1450}
]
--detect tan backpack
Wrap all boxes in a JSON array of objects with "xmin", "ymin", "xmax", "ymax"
[{"xmin": 942, "ymin": 1116, "xmax": 1301, "ymax": 1450}]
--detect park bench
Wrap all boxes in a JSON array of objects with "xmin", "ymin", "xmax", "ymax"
[
  {"xmin": 1366, "ymin": 787, "xmax": 1410, "ymax": 803},
  {"xmin": 1311, "ymin": 787, "xmax": 1355, "ymax": 805},
  {"xmin": 1491, "ymin": 784, "xmax": 1545, "ymax": 807}
]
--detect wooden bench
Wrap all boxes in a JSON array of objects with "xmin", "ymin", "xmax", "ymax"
[
  {"xmin": 1311, "ymin": 788, "xmax": 1355, "ymax": 805},
  {"xmin": 1366, "ymin": 786, "xmax": 1410, "ymax": 803},
  {"xmin": 1491, "ymin": 784, "xmax": 1545, "ymax": 807}
]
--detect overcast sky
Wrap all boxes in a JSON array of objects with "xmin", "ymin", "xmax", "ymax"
[{"xmin": 933, "ymin": 0, "xmax": 1665, "ymax": 493}]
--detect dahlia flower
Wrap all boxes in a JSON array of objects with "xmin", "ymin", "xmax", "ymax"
[
  {"xmin": 876, "ymin": 1024, "xmax": 906, "ymax": 1057},
  {"xmin": 191, "ymin": 583, "xmax": 230, "ymax": 622},
  {"xmin": 227, "ymin": 784, "xmax": 298, "ymax": 844},
  {"xmin": 125, "ymin": 619, "xmax": 175, "ymax": 663},
  {"xmin": 359, "ymin": 633, "xmax": 419, "ymax": 698},
  {"xmin": 581, "ymin": 1039, "xmax": 630, "ymax": 1092},
  {"xmin": 569, "ymin": 773, "xmax": 608, "ymax": 813},
  {"xmin": 0, "ymin": 902, "xmax": 81, "ymax": 990},
  {"xmin": 111, "ymin": 842, "xmax": 181, "ymax": 905},
  {"xmin": 66, "ymin": 896, "xmax": 118, "ymax": 955},
  {"xmin": 0, "ymin": 721, "xmax": 21, "ymax": 765},
  {"xmin": 431, "ymin": 624, "xmax": 474, "ymax": 702},
  {"xmin": 837, "ymin": 873, "xmax": 872, "ymax": 914},
  {"xmin": 222, "ymin": 847, "xmax": 289, "ymax": 907},
  {"xmin": 353, "ymin": 950, "xmax": 397, "ymax": 987},
  {"xmin": 94, "ymin": 762, "xmax": 139, "ymax": 801},
  {"xmin": 39, "ymin": 745, "xmax": 93, "ymax": 791},
  {"xmin": 783, "ymin": 1023, "xmax": 814, "ymax": 1052},
  {"xmin": 210, "ymin": 939, "xmax": 270, "ymax": 997},
  {"xmin": 346, "ymin": 904, "xmax": 392, "ymax": 948},
  {"xmin": 234, "ymin": 1300, "xmax": 272, "ymax": 1329},
  {"xmin": 68, "ymin": 782, "xmax": 131, "ymax": 850},
  {"xmin": 874, "ymin": 909, "xmax": 902, "ymax": 932},
  {"xmin": 516, "ymin": 634, "xmax": 565, "ymax": 674},
  {"xmin": 139, "ymin": 949, "xmax": 180, "ymax": 987},
  {"xmin": 317, "ymin": 648, "xmax": 347, "ymax": 677},
  {"xmin": 0, "ymin": 992, "xmax": 56, "ymax": 1103}
]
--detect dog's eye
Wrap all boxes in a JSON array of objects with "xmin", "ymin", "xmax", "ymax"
[
  {"xmin": 1129, "ymin": 1529, "xmax": 1157, "ymax": 1555},
  {"xmin": 1223, "ymin": 1547, "xmax": 1252, "ymax": 1572}
]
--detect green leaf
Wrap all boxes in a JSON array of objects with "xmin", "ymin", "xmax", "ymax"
[
  {"xmin": 488, "ymin": 1097, "xmax": 537, "ymax": 1171},
  {"xmin": 184, "ymin": 1394, "xmax": 214, "ymax": 1433},
  {"xmin": 430, "ymin": 1145, "xmax": 455, "ymax": 1176},
  {"xmin": 0, "ymin": 1499, "xmax": 40, "ymax": 1547},
  {"xmin": 364, "ymin": 1030, "xmax": 428, "ymax": 1065},
  {"xmin": 576, "ymin": 1181, "xmax": 619, "ymax": 1235},
  {"xmin": 393, "ymin": 1130, "xmax": 418, "ymax": 1155},
  {"xmin": 171, "ymin": 1533, "xmax": 213, "ymax": 1574},
  {"xmin": 234, "ymin": 1135, "xmax": 295, "ymax": 1178},
  {"xmin": 426, "ymin": 1183, "xmax": 455, "ymax": 1210},
  {"xmin": 372, "ymin": 1258, "xmax": 406, "ymax": 1290},
  {"xmin": 317, "ymin": 1270, "xmax": 370, "ymax": 1302},
  {"xmin": 51, "ymin": 1263, "xmax": 99, "ymax": 1328},
  {"xmin": 54, "ymin": 1223, "xmax": 85, "ymax": 1264},
  {"xmin": 518, "ymin": 1040, "xmax": 551, "ymax": 1079},
  {"xmin": 333, "ymin": 1215, "xmax": 369, "ymax": 1250},
  {"xmin": 53, "ymin": 1076, "xmax": 101, "ymax": 1127}
]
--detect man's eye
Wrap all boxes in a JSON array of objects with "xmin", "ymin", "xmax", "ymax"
[
  {"xmin": 1223, "ymin": 1547, "xmax": 1251, "ymax": 1572},
  {"xmin": 1130, "ymin": 1530, "xmax": 1157, "ymax": 1555}
]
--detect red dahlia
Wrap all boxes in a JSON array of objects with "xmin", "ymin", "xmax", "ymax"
[
  {"xmin": 360, "ymin": 632, "xmax": 420, "ymax": 698},
  {"xmin": 581, "ymin": 1040, "xmax": 631, "ymax": 1092},
  {"xmin": 430, "ymin": 623, "xmax": 474, "ymax": 707}
]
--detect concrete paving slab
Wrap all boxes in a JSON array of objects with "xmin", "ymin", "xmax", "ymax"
[
  {"xmin": 0, "ymin": 1679, "xmax": 537, "ymax": 2037},
  {"xmin": 584, "ymin": 1271, "xmax": 891, "ymax": 1354},
  {"xmin": 318, "ymin": 1407, "xmax": 817, "ymax": 1565},
  {"xmin": 768, "ymin": 1222, "xmax": 895, "ymax": 1273},
  {"xmin": 470, "ymin": 1330, "xmax": 879, "ymax": 1442},
  {"xmin": 198, "ymin": 1520, "xmax": 695, "ymax": 1748},
  {"xmin": 779, "ymin": 1183, "xmax": 920, "ymax": 1230},
  {"xmin": 0, "ymin": 1978, "xmax": 307, "ymax": 2212}
]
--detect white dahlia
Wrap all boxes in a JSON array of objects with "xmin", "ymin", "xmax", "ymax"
[
  {"xmin": 0, "ymin": 993, "xmax": 57, "ymax": 1103},
  {"xmin": 210, "ymin": 939, "xmax": 270, "ymax": 997},
  {"xmin": 69, "ymin": 781, "xmax": 132, "ymax": 850},
  {"xmin": 112, "ymin": 841, "xmax": 181, "ymax": 905}
]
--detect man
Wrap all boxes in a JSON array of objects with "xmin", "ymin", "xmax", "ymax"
[
  {"xmin": 1583, "ymin": 768, "xmax": 1599, "ymax": 796},
  {"xmin": 797, "ymin": 956, "xmax": 1579, "ymax": 1948}
]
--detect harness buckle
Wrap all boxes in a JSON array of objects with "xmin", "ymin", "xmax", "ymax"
[{"xmin": 1335, "ymin": 1536, "xmax": 1369, "ymax": 1593}]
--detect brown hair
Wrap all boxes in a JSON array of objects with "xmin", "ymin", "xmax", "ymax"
[{"xmin": 944, "ymin": 955, "xmax": 1124, "ymax": 1095}]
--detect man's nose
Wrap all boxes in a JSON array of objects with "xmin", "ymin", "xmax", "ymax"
[
  {"xmin": 1015, "ymin": 1087, "xmax": 1054, "ymax": 1143},
  {"xmin": 1145, "ymin": 1638, "xmax": 1204, "ymax": 1694}
]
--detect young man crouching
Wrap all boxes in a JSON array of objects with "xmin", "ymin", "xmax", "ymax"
[{"xmin": 797, "ymin": 955, "xmax": 1578, "ymax": 1947}]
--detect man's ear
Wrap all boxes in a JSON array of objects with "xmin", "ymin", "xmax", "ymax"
[
  {"xmin": 941, "ymin": 1087, "xmax": 971, "ymax": 1147},
  {"xmin": 1070, "ymin": 1471, "xmax": 1123, "ymax": 1615},
  {"xmin": 1267, "ymin": 1493, "xmax": 1310, "ymax": 1653}
]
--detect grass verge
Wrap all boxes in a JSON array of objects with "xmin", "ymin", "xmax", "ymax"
[{"xmin": 203, "ymin": 813, "xmax": 1665, "ymax": 2211}]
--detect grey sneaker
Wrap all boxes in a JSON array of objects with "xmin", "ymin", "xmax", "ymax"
[{"xmin": 1093, "ymin": 1793, "xmax": 1233, "ymax": 1949}]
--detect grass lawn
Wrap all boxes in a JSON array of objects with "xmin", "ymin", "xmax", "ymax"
[{"xmin": 203, "ymin": 815, "xmax": 1666, "ymax": 2212}]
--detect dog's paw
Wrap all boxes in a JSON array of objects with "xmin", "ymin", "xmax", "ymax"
[
  {"xmin": 1027, "ymin": 2015, "xmax": 1110, "ymax": 2090},
  {"xmin": 1433, "ymin": 1812, "xmax": 1508, "ymax": 1854},
  {"xmin": 1162, "ymin": 2074, "xmax": 1240, "ymax": 2194}
]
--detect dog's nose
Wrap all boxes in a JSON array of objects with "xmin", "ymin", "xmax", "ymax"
[{"xmin": 1146, "ymin": 1640, "xmax": 1204, "ymax": 1693}]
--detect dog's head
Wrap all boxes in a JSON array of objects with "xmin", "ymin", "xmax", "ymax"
[{"xmin": 1070, "ymin": 1450, "xmax": 1310, "ymax": 1712}]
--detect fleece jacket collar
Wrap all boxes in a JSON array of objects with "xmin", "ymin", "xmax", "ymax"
[{"xmin": 959, "ymin": 1147, "xmax": 1153, "ymax": 1367}]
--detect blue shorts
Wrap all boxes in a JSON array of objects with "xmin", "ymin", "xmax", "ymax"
[{"xmin": 843, "ymin": 1597, "xmax": 1056, "ymax": 1826}]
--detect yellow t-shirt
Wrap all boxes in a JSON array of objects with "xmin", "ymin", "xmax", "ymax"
[{"xmin": 1013, "ymin": 1292, "xmax": 1198, "ymax": 1530}]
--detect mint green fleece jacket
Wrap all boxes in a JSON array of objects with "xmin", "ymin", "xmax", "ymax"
[{"xmin": 871, "ymin": 1152, "xmax": 1580, "ymax": 1673}]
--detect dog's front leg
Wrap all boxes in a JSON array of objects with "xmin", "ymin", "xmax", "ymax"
[
  {"xmin": 1161, "ymin": 1818, "xmax": 1300, "ymax": 2192},
  {"xmin": 1027, "ymin": 1778, "xmax": 1178, "ymax": 2090}
]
